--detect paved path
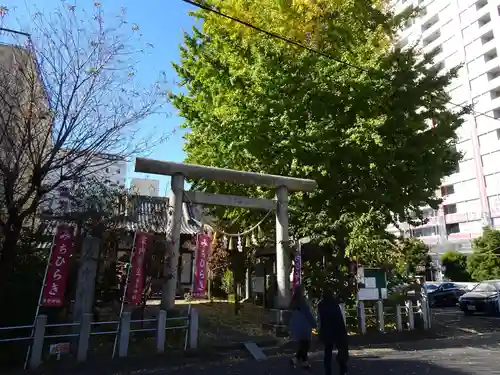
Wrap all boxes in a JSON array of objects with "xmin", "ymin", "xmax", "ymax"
[
  {"xmin": 119, "ymin": 333, "xmax": 500, "ymax": 375},
  {"xmin": 432, "ymin": 306, "xmax": 500, "ymax": 335}
]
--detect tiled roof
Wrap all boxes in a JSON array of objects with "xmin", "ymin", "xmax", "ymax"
[
  {"xmin": 41, "ymin": 195, "xmax": 200, "ymax": 236},
  {"xmin": 117, "ymin": 195, "xmax": 200, "ymax": 235}
]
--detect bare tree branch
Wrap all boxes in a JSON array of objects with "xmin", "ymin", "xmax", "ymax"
[{"xmin": 0, "ymin": 3, "xmax": 172, "ymax": 266}]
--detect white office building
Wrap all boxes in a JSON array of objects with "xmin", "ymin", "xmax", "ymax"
[
  {"xmin": 390, "ymin": 0, "xmax": 500, "ymax": 255},
  {"xmin": 130, "ymin": 178, "xmax": 160, "ymax": 197},
  {"xmin": 42, "ymin": 153, "xmax": 127, "ymax": 214}
]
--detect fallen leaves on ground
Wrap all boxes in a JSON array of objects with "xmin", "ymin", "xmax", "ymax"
[{"xmin": 183, "ymin": 301, "xmax": 277, "ymax": 346}]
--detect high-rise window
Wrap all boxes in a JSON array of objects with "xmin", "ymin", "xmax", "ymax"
[
  {"xmin": 446, "ymin": 223, "xmax": 460, "ymax": 235},
  {"xmin": 478, "ymin": 13, "xmax": 491, "ymax": 28},
  {"xmin": 476, "ymin": 0, "xmax": 488, "ymax": 10},
  {"xmin": 441, "ymin": 185, "xmax": 455, "ymax": 196},
  {"xmin": 444, "ymin": 204, "xmax": 457, "ymax": 214},
  {"xmin": 484, "ymin": 49, "xmax": 497, "ymax": 62}
]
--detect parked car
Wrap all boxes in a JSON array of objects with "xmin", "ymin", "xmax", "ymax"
[
  {"xmin": 458, "ymin": 280, "xmax": 500, "ymax": 316},
  {"xmin": 424, "ymin": 283, "xmax": 438, "ymax": 293},
  {"xmin": 427, "ymin": 282, "xmax": 466, "ymax": 307}
]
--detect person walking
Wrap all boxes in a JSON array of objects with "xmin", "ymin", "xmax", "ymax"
[
  {"xmin": 317, "ymin": 287, "xmax": 349, "ymax": 375},
  {"xmin": 289, "ymin": 285, "xmax": 317, "ymax": 369}
]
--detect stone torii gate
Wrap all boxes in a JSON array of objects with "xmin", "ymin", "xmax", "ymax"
[{"xmin": 134, "ymin": 158, "xmax": 317, "ymax": 309}]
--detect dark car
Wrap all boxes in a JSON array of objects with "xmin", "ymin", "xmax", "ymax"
[
  {"xmin": 458, "ymin": 280, "xmax": 500, "ymax": 316},
  {"xmin": 427, "ymin": 282, "xmax": 466, "ymax": 307},
  {"xmin": 424, "ymin": 283, "xmax": 439, "ymax": 293}
]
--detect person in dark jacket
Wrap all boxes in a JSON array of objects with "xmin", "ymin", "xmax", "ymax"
[
  {"xmin": 289, "ymin": 285, "xmax": 317, "ymax": 368},
  {"xmin": 317, "ymin": 287, "xmax": 349, "ymax": 375}
]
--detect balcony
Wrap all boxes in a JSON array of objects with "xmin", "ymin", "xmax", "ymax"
[
  {"xmin": 475, "ymin": 93, "xmax": 500, "ymax": 113},
  {"xmin": 447, "ymin": 232, "xmax": 472, "ymax": 241},
  {"xmin": 461, "ymin": 9, "xmax": 493, "ymax": 45},
  {"xmin": 420, "ymin": 1, "xmax": 450, "ymax": 27},
  {"xmin": 445, "ymin": 211, "xmax": 482, "ymax": 223},
  {"xmin": 466, "ymin": 33, "xmax": 497, "ymax": 61},
  {"xmin": 482, "ymin": 151, "xmax": 500, "ymax": 175},
  {"xmin": 476, "ymin": 113, "xmax": 500, "ymax": 135},
  {"xmin": 420, "ymin": 235, "xmax": 440, "ymax": 245},
  {"xmin": 469, "ymin": 54, "xmax": 500, "ymax": 84},
  {"xmin": 423, "ymin": 29, "xmax": 442, "ymax": 48}
]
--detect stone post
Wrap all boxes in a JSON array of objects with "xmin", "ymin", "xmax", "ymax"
[
  {"xmin": 162, "ymin": 173, "xmax": 185, "ymax": 309},
  {"xmin": 275, "ymin": 185, "xmax": 290, "ymax": 309}
]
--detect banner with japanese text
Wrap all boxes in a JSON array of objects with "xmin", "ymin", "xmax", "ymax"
[
  {"xmin": 292, "ymin": 248, "xmax": 302, "ymax": 290},
  {"xmin": 193, "ymin": 234, "xmax": 211, "ymax": 298},
  {"xmin": 41, "ymin": 224, "xmax": 75, "ymax": 307},
  {"xmin": 126, "ymin": 232, "xmax": 148, "ymax": 305}
]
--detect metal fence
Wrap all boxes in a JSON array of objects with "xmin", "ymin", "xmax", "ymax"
[
  {"xmin": 0, "ymin": 307, "xmax": 199, "ymax": 371},
  {"xmin": 270, "ymin": 299, "xmax": 431, "ymax": 334},
  {"xmin": 343, "ymin": 300, "xmax": 431, "ymax": 334}
]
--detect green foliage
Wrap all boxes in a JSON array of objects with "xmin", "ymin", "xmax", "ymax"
[
  {"xmin": 172, "ymin": 0, "xmax": 466, "ymax": 294},
  {"xmin": 467, "ymin": 227, "xmax": 500, "ymax": 281},
  {"xmin": 441, "ymin": 250, "xmax": 470, "ymax": 281},
  {"xmin": 345, "ymin": 210, "xmax": 397, "ymax": 267},
  {"xmin": 398, "ymin": 237, "xmax": 431, "ymax": 277},
  {"xmin": 221, "ymin": 268, "xmax": 234, "ymax": 295},
  {"xmin": 208, "ymin": 234, "xmax": 231, "ymax": 278}
]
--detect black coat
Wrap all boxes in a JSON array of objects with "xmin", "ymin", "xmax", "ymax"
[{"xmin": 317, "ymin": 296, "xmax": 348, "ymax": 347}]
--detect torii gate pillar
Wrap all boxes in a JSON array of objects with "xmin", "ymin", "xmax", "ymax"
[
  {"xmin": 275, "ymin": 185, "xmax": 290, "ymax": 308},
  {"xmin": 163, "ymin": 173, "xmax": 184, "ymax": 310}
]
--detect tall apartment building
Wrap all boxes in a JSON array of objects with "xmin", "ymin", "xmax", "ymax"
[
  {"xmin": 0, "ymin": 44, "xmax": 50, "ymax": 221},
  {"xmin": 390, "ymin": 0, "xmax": 500, "ymax": 255}
]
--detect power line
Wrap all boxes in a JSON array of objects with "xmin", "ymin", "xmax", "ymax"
[{"xmin": 182, "ymin": 0, "xmax": 500, "ymax": 123}]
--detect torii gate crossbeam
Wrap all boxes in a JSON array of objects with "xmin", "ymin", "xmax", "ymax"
[{"xmin": 134, "ymin": 157, "xmax": 317, "ymax": 310}]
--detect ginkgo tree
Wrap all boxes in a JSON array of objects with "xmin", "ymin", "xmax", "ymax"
[
  {"xmin": 0, "ymin": 2, "xmax": 170, "ymax": 300},
  {"xmin": 171, "ymin": 0, "xmax": 465, "ymax": 293}
]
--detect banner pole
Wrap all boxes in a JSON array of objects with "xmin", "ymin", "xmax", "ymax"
[
  {"xmin": 23, "ymin": 225, "xmax": 59, "ymax": 370},
  {"xmin": 112, "ymin": 231, "xmax": 137, "ymax": 359}
]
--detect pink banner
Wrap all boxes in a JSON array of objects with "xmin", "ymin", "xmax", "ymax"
[
  {"xmin": 41, "ymin": 224, "xmax": 75, "ymax": 307},
  {"xmin": 126, "ymin": 232, "xmax": 148, "ymax": 305},
  {"xmin": 193, "ymin": 234, "xmax": 211, "ymax": 298}
]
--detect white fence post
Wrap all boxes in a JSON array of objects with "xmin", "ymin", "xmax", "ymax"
[
  {"xmin": 77, "ymin": 313, "xmax": 92, "ymax": 362},
  {"xmin": 189, "ymin": 308, "xmax": 199, "ymax": 349},
  {"xmin": 118, "ymin": 312, "xmax": 131, "ymax": 358},
  {"xmin": 376, "ymin": 300, "xmax": 385, "ymax": 333},
  {"xmin": 29, "ymin": 314, "xmax": 47, "ymax": 370},
  {"xmin": 339, "ymin": 303, "xmax": 347, "ymax": 326},
  {"xmin": 395, "ymin": 305, "xmax": 403, "ymax": 332},
  {"xmin": 358, "ymin": 302, "xmax": 366, "ymax": 335},
  {"xmin": 156, "ymin": 310, "xmax": 167, "ymax": 354},
  {"xmin": 406, "ymin": 301, "xmax": 415, "ymax": 330}
]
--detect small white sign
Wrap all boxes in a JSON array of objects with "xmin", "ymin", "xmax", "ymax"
[
  {"xmin": 357, "ymin": 288, "xmax": 379, "ymax": 300},
  {"xmin": 380, "ymin": 288, "xmax": 388, "ymax": 299},
  {"xmin": 252, "ymin": 277, "xmax": 265, "ymax": 293},
  {"xmin": 357, "ymin": 266, "xmax": 364, "ymax": 283},
  {"xmin": 364, "ymin": 277, "xmax": 376, "ymax": 288},
  {"xmin": 49, "ymin": 342, "xmax": 70, "ymax": 359}
]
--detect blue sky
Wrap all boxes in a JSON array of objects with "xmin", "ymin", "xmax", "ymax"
[{"xmin": 1, "ymin": 0, "xmax": 198, "ymax": 194}]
